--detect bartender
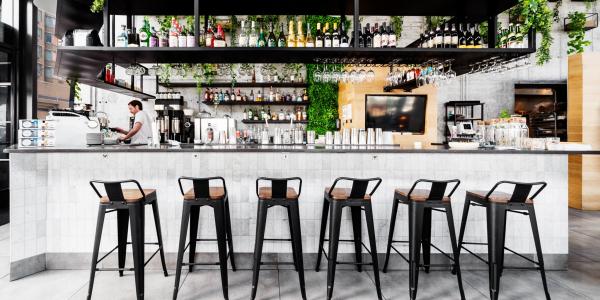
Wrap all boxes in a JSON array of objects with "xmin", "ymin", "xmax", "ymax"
[{"xmin": 113, "ymin": 100, "xmax": 153, "ymax": 144}]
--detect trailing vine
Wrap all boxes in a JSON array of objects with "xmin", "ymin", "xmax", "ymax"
[
  {"xmin": 90, "ymin": 0, "xmax": 104, "ymax": 13},
  {"xmin": 552, "ymin": 0, "xmax": 562, "ymax": 23},
  {"xmin": 390, "ymin": 16, "xmax": 404, "ymax": 43},
  {"xmin": 517, "ymin": 0, "xmax": 554, "ymax": 65},
  {"xmin": 567, "ymin": 11, "xmax": 592, "ymax": 54},
  {"xmin": 66, "ymin": 79, "xmax": 81, "ymax": 102},
  {"xmin": 306, "ymin": 64, "xmax": 339, "ymax": 135}
]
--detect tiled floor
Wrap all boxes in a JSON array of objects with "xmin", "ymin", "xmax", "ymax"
[{"xmin": 0, "ymin": 209, "xmax": 599, "ymax": 299}]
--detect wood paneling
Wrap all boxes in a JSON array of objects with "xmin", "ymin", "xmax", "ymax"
[
  {"xmin": 568, "ymin": 53, "xmax": 600, "ymax": 210},
  {"xmin": 338, "ymin": 67, "xmax": 438, "ymax": 147}
]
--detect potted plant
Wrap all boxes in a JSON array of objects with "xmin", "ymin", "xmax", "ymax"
[{"xmin": 566, "ymin": 11, "xmax": 593, "ymax": 54}]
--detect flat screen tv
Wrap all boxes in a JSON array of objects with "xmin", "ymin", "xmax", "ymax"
[{"xmin": 365, "ymin": 94, "xmax": 427, "ymax": 134}]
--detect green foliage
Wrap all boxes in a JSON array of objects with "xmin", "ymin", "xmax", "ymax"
[
  {"xmin": 425, "ymin": 16, "xmax": 448, "ymax": 30},
  {"xmin": 157, "ymin": 16, "xmax": 175, "ymax": 33},
  {"xmin": 517, "ymin": 0, "xmax": 554, "ymax": 65},
  {"xmin": 185, "ymin": 16, "xmax": 195, "ymax": 33},
  {"xmin": 66, "ymin": 79, "xmax": 81, "ymax": 101},
  {"xmin": 567, "ymin": 11, "xmax": 592, "ymax": 55},
  {"xmin": 390, "ymin": 16, "xmax": 404, "ymax": 40},
  {"xmin": 499, "ymin": 109, "xmax": 511, "ymax": 119},
  {"xmin": 552, "ymin": 0, "xmax": 562, "ymax": 23},
  {"xmin": 305, "ymin": 15, "xmax": 351, "ymax": 37},
  {"xmin": 90, "ymin": 0, "xmax": 104, "ymax": 13},
  {"xmin": 306, "ymin": 64, "xmax": 339, "ymax": 135}
]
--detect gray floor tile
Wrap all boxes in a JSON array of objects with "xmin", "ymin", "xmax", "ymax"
[
  {"xmin": 547, "ymin": 262, "xmax": 600, "ymax": 300},
  {"xmin": 69, "ymin": 270, "xmax": 174, "ymax": 300},
  {"xmin": 0, "ymin": 270, "xmax": 87, "ymax": 300},
  {"xmin": 283, "ymin": 269, "xmax": 378, "ymax": 300},
  {"xmin": 178, "ymin": 269, "xmax": 279, "ymax": 300}
]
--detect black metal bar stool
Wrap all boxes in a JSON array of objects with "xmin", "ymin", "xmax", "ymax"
[
  {"xmin": 251, "ymin": 177, "xmax": 306, "ymax": 300},
  {"xmin": 87, "ymin": 180, "xmax": 169, "ymax": 300},
  {"xmin": 456, "ymin": 180, "xmax": 549, "ymax": 300},
  {"xmin": 173, "ymin": 176, "xmax": 236, "ymax": 300},
  {"xmin": 315, "ymin": 177, "xmax": 383, "ymax": 300},
  {"xmin": 382, "ymin": 179, "xmax": 465, "ymax": 300}
]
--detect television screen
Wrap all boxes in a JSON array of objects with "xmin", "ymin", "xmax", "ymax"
[{"xmin": 365, "ymin": 95, "xmax": 427, "ymax": 133}]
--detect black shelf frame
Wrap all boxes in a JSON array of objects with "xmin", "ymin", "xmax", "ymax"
[
  {"xmin": 444, "ymin": 101, "xmax": 484, "ymax": 142},
  {"xmin": 242, "ymin": 119, "xmax": 308, "ymax": 124},
  {"xmin": 203, "ymin": 100, "xmax": 310, "ymax": 106},
  {"xmin": 159, "ymin": 81, "xmax": 308, "ymax": 88},
  {"xmin": 77, "ymin": 78, "xmax": 155, "ymax": 100}
]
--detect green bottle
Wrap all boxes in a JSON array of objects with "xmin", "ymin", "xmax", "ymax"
[
  {"xmin": 257, "ymin": 26, "xmax": 267, "ymax": 47},
  {"xmin": 139, "ymin": 17, "xmax": 152, "ymax": 47}
]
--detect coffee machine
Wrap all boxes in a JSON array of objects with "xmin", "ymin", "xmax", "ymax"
[
  {"xmin": 155, "ymin": 95, "xmax": 184, "ymax": 143},
  {"xmin": 181, "ymin": 110, "xmax": 195, "ymax": 144}
]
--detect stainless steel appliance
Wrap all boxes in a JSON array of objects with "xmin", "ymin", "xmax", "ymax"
[
  {"xmin": 198, "ymin": 117, "xmax": 237, "ymax": 144},
  {"xmin": 46, "ymin": 111, "xmax": 101, "ymax": 146}
]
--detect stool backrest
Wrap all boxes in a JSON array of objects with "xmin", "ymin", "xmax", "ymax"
[
  {"xmin": 256, "ymin": 177, "xmax": 302, "ymax": 199},
  {"xmin": 178, "ymin": 176, "xmax": 227, "ymax": 199},
  {"xmin": 329, "ymin": 177, "xmax": 382, "ymax": 199},
  {"xmin": 89, "ymin": 179, "xmax": 145, "ymax": 203},
  {"xmin": 487, "ymin": 180, "xmax": 547, "ymax": 203},
  {"xmin": 407, "ymin": 179, "xmax": 460, "ymax": 201}
]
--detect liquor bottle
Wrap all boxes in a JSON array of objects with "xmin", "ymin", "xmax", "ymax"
[
  {"xmin": 236, "ymin": 89, "xmax": 242, "ymax": 101},
  {"xmin": 358, "ymin": 23, "xmax": 364, "ymax": 47},
  {"xmin": 257, "ymin": 26, "xmax": 266, "ymax": 47},
  {"xmin": 381, "ymin": 22, "xmax": 388, "ymax": 48},
  {"xmin": 302, "ymin": 89, "xmax": 308, "ymax": 101},
  {"xmin": 169, "ymin": 17, "xmax": 179, "ymax": 47},
  {"xmin": 128, "ymin": 27, "xmax": 140, "ymax": 47},
  {"xmin": 247, "ymin": 108, "xmax": 253, "ymax": 120},
  {"xmin": 249, "ymin": 89, "xmax": 255, "ymax": 101},
  {"xmin": 458, "ymin": 24, "xmax": 467, "ymax": 48},
  {"xmin": 277, "ymin": 23, "xmax": 287, "ymax": 47},
  {"xmin": 116, "ymin": 25, "xmax": 128, "ymax": 47},
  {"xmin": 332, "ymin": 23, "xmax": 340, "ymax": 47},
  {"xmin": 364, "ymin": 24, "xmax": 372, "ymax": 48},
  {"xmin": 204, "ymin": 88, "xmax": 210, "ymax": 101},
  {"xmin": 340, "ymin": 22, "xmax": 349, "ymax": 47},
  {"xmin": 238, "ymin": 20, "xmax": 249, "ymax": 47},
  {"xmin": 305, "ymin": 23, "xmax": 315, "ymax": 47},
  {"xmin": 296, "ymin": 20, "xmax": 305, "ymax": 47},
  {"xmin": 373, "ymin": 23, "xmax": 381, "ymax": 48},
  {"xmin": 178, "ymin": 25, "xmax": 187, "ymax": 47},
  {"xmin": 275, "ymin": 88, "xmax": 281, "ymax": 101},
  {"xmin": 443, "ymin": 23, "xmax": 451, "ymax": 48},
  {"xmin": 419, "ymin": 33, "xmax": 427, "ymax": 48},
  {"xmin": 434, "ymin": 25, "xmax": 442, "ymax": 48},
  {"xmin": 473, "ymin": 24, "xmax": 482, "ymax": 48},
  {"xmin": 248, "ymin": 21, "xmax": 258, "ymax": 47},
  {"xmin": 507, "ymin": 23, "xmax": 515, "ymax": 48},
  {"xmin": 465, "ymin": 24, "xmax": 474, "ymax": 48},
  {"xmin": 451, "ymin": 23, "xmax": 458, "ymax": 48},
  {"xmin": 214, "ymin": 24, "xmax": 226, "ymax": 47},
  {"xmin": 315, "ymin": 23, "xmax": 324, "ymax": 47},
  {"xmin": 139, "ymin": 18, "xmax": 151, "ymax": 47},
  {"xmin": 267, "ymin": 22, "xmax": 277, "ymax": 47},
  {"xmin": 388, "ymin": 24, "xmax": 396, "ymax": 48},
  {"xmin": 150, "ymin": 27, "xmax": 159, "ymax": 47},
  {"xmin": 269, "ymin": 86, "xmax": 274, "ymax": 101},
  {"xmin": 224, "ymin": 90, "xmax": 230, "ymax": 101},
  {"xmin": 428, "ymin": 27, "xmax": 435, "ymax": 48},
  {"xmin": 515, "ymin": 24, "xmax": 524, "ymax": 48},
  {"xmin": 287, "ymin": 20, "xmax": 296, "ymax": 47},
  {"xmin": 324, "ymin": 23, "xmax": 332, "ymax": 47},
  {"xmin": 205, "ymin": 20, "xmax": 214, "ymax": 47}
]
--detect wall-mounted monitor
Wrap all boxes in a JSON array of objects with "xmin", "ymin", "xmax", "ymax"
[{"xmin": 365, "ymin": 94, "xmax": 427, "ymax": 134}]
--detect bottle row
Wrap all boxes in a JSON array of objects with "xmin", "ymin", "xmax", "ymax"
[
  {"xmin": 243, "ymin": 106, "xmax": 308, "ymax": 122},
  {"xmin": 496, "ymin": 23, "xmax": 528, "ymax": 49},
  {"xmin": 418, "ymin": 23, "xmax": 484, "ymax": 49},
  {"xmin": 204, "ymin": 88, "xmax": 309, "ymax": 103}
]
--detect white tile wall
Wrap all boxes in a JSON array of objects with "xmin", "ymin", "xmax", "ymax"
[{"xmin": 10, "ymin": 152, "xmax": 569, "ymax": 264}]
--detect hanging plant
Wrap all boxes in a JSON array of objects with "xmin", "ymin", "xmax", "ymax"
[
  {"xmin": 552, "ymin": 0, "xmax": 563, "ymax": 23},
  {"xmin": 159, "ymin": 64, "xmax": 172, "ymax": 85},
  {"xmin": 517, "ymin": 0, "xmax": 554, "ymax": 65},
  {"xmin": 566, "ymin": 11, "xmax": 592, "ymax": 55},
  {"xmin": 391, "ymin": 16, "xmax": 404, "ymax": 41},
  {"xmin": 90, "ymin": 0, "xmax": 104, "ymax": 13},
  {"xmin": 66, "ymin": 79, "xmax": 81, "ymax": 101}
]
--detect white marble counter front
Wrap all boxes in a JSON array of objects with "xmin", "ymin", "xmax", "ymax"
[{"xmin": 8, "ymin": 151, "xmax": 569, "ymax": 280}]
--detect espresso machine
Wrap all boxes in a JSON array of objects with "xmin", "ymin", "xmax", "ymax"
[
  {"xmin": 181, "ymin": 110, "xmax": 195, "ymax": 144},
  {"xmin": 155, "ymin": 97, "xmax": 184, "ymax": 142}
]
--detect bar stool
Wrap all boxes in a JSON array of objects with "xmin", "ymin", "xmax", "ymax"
[
  {"xmin": 251, "ymin": 177, "xmax": 306, "ymax": 300},
  {"xmin": 173, "ymin": 176, "xmax": 236, "ymax": 300},
  {"xmin": 315, "ymin": 177, "xmax": 383, "ymax": 300},
  {"xmin": 87, "ymin": 180, "xmax": 168, "ymax": 300},
  {"xmin": 382, "ymin": 179, "xmax": 465, "ymax": 300},
  {"xmin": 456, "ymin": 181, "xmax": 549, "ymax": 300}
]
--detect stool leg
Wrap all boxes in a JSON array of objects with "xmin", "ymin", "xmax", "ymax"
[
  {"xmin": 409, "ymin": 202, "xmax": 424, "ymax": 300},
  {"xmin": 365, "ymin": 203, "xmax": 383, "ymax": 300},
  {"xmin": 499, "ymin": 209, "xmax": 507, "ymax": 278},
  {"xmin": 445, "ymin": 204, "xmax": 465, "ymax": 300},
  {"xmin": 151, "ymin": 201, "xmax": 169, "ymax": 277},
  {"xmin": 383, "ymin": 197, "xmax": 400, "ymax": 273},
  {"xmin": 117, "ymin": 209, "xmax": 129, "ymax": 277},
  {"xmin": 487, "ymin": 203, "xmax": 506, "ymax": 300},
  {"xmin": 351, "ymin": 206, "xmax": 363, "ymax": 272},
  {"xmin": 87, "ymin": 206, "xmax": 106, "ymax": 300},
  {"xmin": 287, "ymin": 206, "xmax": 299, "ymax": 272},
  {"xmin": 421, "ymin": 207, "xmax": 432, "ymax": 274},
  {"xmin": 188, "ymin": 205, "xmax": 200, "ymax": 273},
  {"xmin": 289, "ymin": 202, "xmax": 307, "ymax": 300},
  {"xmin": 315, "ymin": 198, "xmax": 330, "ymax": 272},
  {"xmin": 214, "ymin": 201, "xmax": 229, "ymax": 300},
  {"xmin": 129, "ymin": 203, "xmax": 145, "ymax": 300},
  {"xmin": 251, "ymin": 200, "xmax": 268, "ymax": 300},
  {"xmin": 453, "ymin": 198, "xmax": 471, "ymax": 275},
  {"xmin": 173, "ymin": 203, "xmax": 191, "ymax": 300},
  {"xmin": 224, "ymin": 198, "xmax": 237, "ymax": 271},
  {"xmin": 326, "ymin": 201, "xmax": 343, "ymax": 300},
  {"xmin": 527, "ymin": 206, "xmax": 551, "ymax": 300}
]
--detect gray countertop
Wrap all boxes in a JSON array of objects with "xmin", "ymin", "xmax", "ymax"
[{"xmin": 5, "ymin": 144, "xmax": 600, "ymax": 154}]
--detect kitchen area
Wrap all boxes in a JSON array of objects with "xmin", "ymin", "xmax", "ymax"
[{"xmin": 2, "ymin": 0, "xmax": 600, "ymax": 299}]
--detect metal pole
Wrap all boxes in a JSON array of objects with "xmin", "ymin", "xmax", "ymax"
[{"xmin": 353, "ymin": 0, "xmax": 359, "ymax": 48}]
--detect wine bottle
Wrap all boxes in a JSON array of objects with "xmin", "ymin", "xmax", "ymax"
[
  {"xmin": 296, "ymin": 20, "xmax": 305, "ymax": 47},
  {"xmin": 381, "ymin": 22, "xmax": 388, "ymax": 48},
  {"xmin": 277, "ymin": 23, "xmax": 286, "ymax": 47},
  {"xmin": 451, "ymin": 23, "xmax": 458, "ymax": 48},
  {"xmin": 465, "ymin": 23, "xmax": 474, "ymax": 48},
  {"xmin": 324, "ymin": 23, "xmax": 332, "ymax": 47},
  {"xmin": 248, "ymin": 21, "xmax": 258, "ymax": 47},
  {"xmin": 427, "ymin": 27, "xmax": 435, "ymax": 48},
  {"xmin": 507, "ymin": 23, "xmax": 515, "ymax": 48},
  {"xmin": 287, "ymin": 20, "xmax": 296, "ymax": 47},
  {"xmin": 139, "ymin": 18, "xmax": 151, "ymax": 47},
  {"xmin": 473, "ymin": 24, "xmax": 482, "ymax": 48},
  {"xmin": 267, "ymin": 22, "xmax": 276, "ymax": 47},
  {"xmin": 364, "ymin": 24, "xmax": 372, "ymax": 48},
  {"xmin": 358, "ymin": 23, "xmax": 364, "ymax": 47},
  {"xmin": 388, "ymin": 24, "xmax": 396, "ymax": 48},
  {"xmin": 458, "ymin": 24, "xmax": 467, "ymax": 48},
  {"xmin": 340, "ymin": 22, "xmax": 349, "ymax": 47},
  {"xmin": 434, "ymin": 25, "xmax": 442, "ymax": 48},
  {"xmin": 443, "ymin": 23, "xmax": 451, "ymax": 48},
  {"xmin": 305, "ymin": 23, "xmax": 315, "ymax": 47},
  {"xmin": 373, "ymin": 23, "xmax": 381, "ymax": 48},
  {"xmin": 257, "ymin": 26, "xmax": 266, "ymax": 47},
  {"xmin": 238, "ymin": 20, "xmax": 248, "ymax": 47},
  {"xmin": 316, "ymin": 23, "xmax": 324, "ymax": 47},
  {"xmin": 332, "ymin": 23, "xmax": 340, "ymax": 47}
]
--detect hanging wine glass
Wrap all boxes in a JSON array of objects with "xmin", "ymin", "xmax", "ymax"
[
  {"xmin": 367, "ymin": 69, "xmax": 375, "ymax": 82},
  {"xmin": 445, "ymin": 59, "xmax": 456, "ymax": 80}
]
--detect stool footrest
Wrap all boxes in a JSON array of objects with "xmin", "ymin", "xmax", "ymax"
[
  {"xmin": 95, "ymin": 248, "xmax": 162, "ymax": 272},
  {"xmin": 263, "ymin": 238, "xmax": 292, "ymax": 242},
  {"xmin": 335, "ymin": 261, "xmax": 375, "ymax": 266},
  {"xmin": 260, "ymin": 262, "xmax": 295, "ymax": 266},
  {"xmin": 460, "ymin": 243, "xmax": 543, "ymax": 267}
]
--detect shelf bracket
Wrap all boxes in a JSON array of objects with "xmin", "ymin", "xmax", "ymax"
[
  {"xmin": 194, "ymin": 0, "xmax": 200, "ymax": 47},
  {"xmin": 353, "ymin": 0, "xmax": 359, "ymax": 48}
]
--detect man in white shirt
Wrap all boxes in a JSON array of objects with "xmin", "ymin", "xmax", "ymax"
[{"xmin": 114, "ymin": 100, "xmax": 153, "ymax": 144}]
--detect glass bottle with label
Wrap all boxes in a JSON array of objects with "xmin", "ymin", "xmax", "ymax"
[
  {"xmin": 388, "ymin": 23, "xmax": 396, "ymax": 48},
  {"xmin": 332, "ymin": 23, "xmax": 340, "ymax": 47},
  {"xmin": 169, "ymin": 17, "xmax": 179, "ymax": 47},
  {"xmin": 267, "ymin": 22, "xmax": 277, "ymax": 47},
  {"xmin": 128, "ymin": 27, "xmax": 139, "ymax": 47},
  {"xmin": 277, "ymin": 23, "xmax": 286, "ymax": 47},
  {"xmin": 257, "ymin": 26, "xmax": 266, "ymax": 47},
  {"xmin": 139, "ymin": 18, "xmax": 151, "ymax": 47},
  {"xmin": 287, "ymin": 20, "xmax": 296, "ymax": 47},
  {"xmin": 296, "ymin": 20, "xmax": 305, "ymax": 47},
  {"xmin": 214, "ymin": 24, "xmax": 226, "ymax": 47},
  {"xmin": 340, "ymin": 22, "xmax": 349, "ymax": 47},
  {"xmin": 380, "ymin": 22, "xmax": 388, "ymax": 47},
  {"xmin": 315, "ymin": 23, "xmax": 324, "ymax": 47},
  {"xmin": 451, "ymin": 23, "xmax": 458, "ymax": 48},
  {"xmin": 305, "ymin": 23, "xmax": 315, "ymax": 47},
  {"xmin": 238, "ymin": 20, "xmax": 248, "ymax": 47},
  {"xmin": 443, "ymin": 23, "xmax": 451, "ymax": 48},
  {"xmin": 373, "ymin": 23, "xmax": 381, "ymax": 47},
  {"xmin": 150, "ymin": 27, "xmax": 159, "ymax": 47},
  {"xmin": 324, "ymin": 23, "xmax": 332, "ymax": 47},
  {"xmin": 116, "ymin": 25, "xmax": 128, "ymax": 47},
  {"xmin": 248, "ymin": 21, "xmax": 258, "ymax": 47}
]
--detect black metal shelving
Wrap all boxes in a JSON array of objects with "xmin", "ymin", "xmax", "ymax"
[
  {"xmin": 204, "ymin": 101, "xmax": 310, "ymax": 106},
  {"xmin": 77, "ymin": 78, "xmax": 155, "ymax": 99},
  {"xmin": 159, "ymin": 81, "xmax": 308, "ymax": 88},
  {"xmin": 242, "ymin": 119, "xmax": 308, "ymax": 124},
  {"xmin": 384, "ymin": 79, "xmax": 418, "ymax": 92}
]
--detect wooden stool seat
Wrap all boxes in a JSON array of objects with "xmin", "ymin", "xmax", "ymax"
[
  {"xmin": 258, "ymin": 187, "xmax": 298, "ymax": 200},
  {"xmin": 99, "ymin": 189, "xmax": 156, "ymax": 203},
  {"xmin": 466, "ymin": 190, "xmax": 533, "ymax": 204},
  {"xmin": 395, "ymin": 188, "xmax": 451, "ymax": 202},
  {"xmin": 325, "ymin": 187, "xmax": 372, "ymax": 201},
  {"xmin": 183, "ymin": 187, "xmax": 226, "ymax": 200}
]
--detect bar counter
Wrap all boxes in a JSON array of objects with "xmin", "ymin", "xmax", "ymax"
[{"xmin": 6, "ymin": 144, "xmax": 594, "ymax": 280}]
